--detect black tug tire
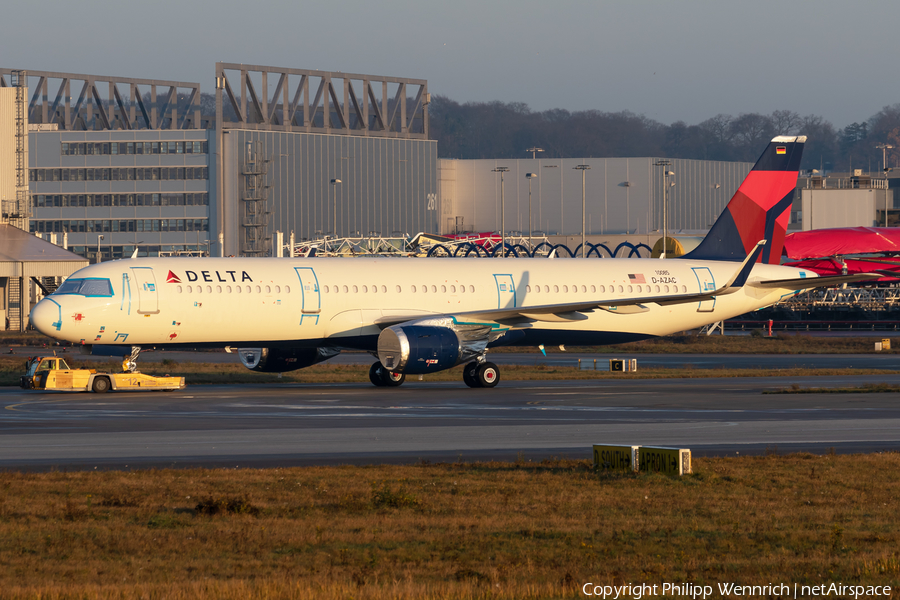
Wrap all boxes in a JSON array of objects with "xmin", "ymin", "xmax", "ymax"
[
  {"xmin": 92, "ymin": 376, "xmax": 111, "ymax": 393},
  {"xmin": 463, "ymin": 362, "xmax": 480, "ymax": 388},
  {"xmin": 369, "ymin": 362, "xmax": 386, "ymax": 387},
  {"xmin": 475, "ymin": 362, "xmax": 500, "ymax": 388}
]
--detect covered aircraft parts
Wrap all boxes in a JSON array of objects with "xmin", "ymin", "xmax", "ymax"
[
  {"xmin": 784, "ymin": 227, "xmax": 900, "ymax": 260},
  {"xmin": 237, "ymin": 347, "xmax": 340, "ymax": 373}
]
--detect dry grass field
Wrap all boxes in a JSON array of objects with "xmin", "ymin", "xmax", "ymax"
[
  {"xmin": 2, "ymin": 330, "xmax": 898, "ymax": 355},
  {"xmin": 2, "ymin": 354, "xmax": 899, "ymax": 388},
  {"xmin": 0, "ymin": 455, "xmax": 898, "ymax": 599}
]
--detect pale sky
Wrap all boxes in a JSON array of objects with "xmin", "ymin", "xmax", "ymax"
[{"xmin": 5, "ymin": 0, "xmax": 898, "ymax": 128}]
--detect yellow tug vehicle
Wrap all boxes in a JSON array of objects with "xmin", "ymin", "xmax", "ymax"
[{"xmin": 20, "ymin": 356, "xmax": 185, "ymax": 393}]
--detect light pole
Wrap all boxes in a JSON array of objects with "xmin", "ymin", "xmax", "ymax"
[
  {"xmin": 330, "ymin": 178, "xmax": 341, "ymax": 239},
  {"xmin": 654, "ymin": 161, "xmax": 674, "ymax": 258},
  {"xmin": 492, "ymin": 167, "xmax": 510, "ymax": 257},
  {"xmin": 574, "ymin": 165, "xmax": 590, "ymax": 257},
  {"xmin": 526, "ymin": 147, "xmax": 544, "ymax": 160},
  {"xmin": 525, "ymin": 173, "xmax": 537, "ymax": 248},
  {"xmin": 876, "ymin": 144, "xmax": 893, "ymax": 227},
  {"xmin": 97, "ymin": 234, "xmax": 104, "ymax": 263}
]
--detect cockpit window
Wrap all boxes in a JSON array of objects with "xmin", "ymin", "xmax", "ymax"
[{"xmin": 53, "ymin": 278, "xmax": 114, "ymax": 297}]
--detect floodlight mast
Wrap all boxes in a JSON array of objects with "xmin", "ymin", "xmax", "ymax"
[
  {"xmin": 654, "ymin": 161, "xmax": 674, "ymax": 258},
  {"xmin": 492, "ymin": 167, "xmax": 510, "ymax": 257},
  {"xmin": 573, "ymin": 165, "xmax": 590, "ymax": 257},
  {"xmin": 526, "ymin": 172, "xmax": 538, "ymax": 247}
]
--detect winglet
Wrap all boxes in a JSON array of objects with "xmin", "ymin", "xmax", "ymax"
[{"xmin": 722, "ymin": 240, "xmax": 767, "ymax": 290}]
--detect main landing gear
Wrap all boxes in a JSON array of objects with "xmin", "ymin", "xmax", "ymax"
[
  {"xmin": 462, "ymin": 361, "xmax": 500, "ymax": 388},
  {"xmin": 367, "ymin": 360, "xmax": 501, "ymax": 388},
  {"xmin": 369, "ymin": 362, "xmax": 406, "ymax": 387}
]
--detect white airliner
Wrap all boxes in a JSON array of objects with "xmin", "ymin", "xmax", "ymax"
[{"xmin": 28, "ymin": 136, "xmax": 877, "ymax": 388}]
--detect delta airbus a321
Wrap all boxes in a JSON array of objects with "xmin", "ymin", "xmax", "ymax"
[{"xmin": 29, "ymin": 136, "xmax": 878, "ymax": 389}]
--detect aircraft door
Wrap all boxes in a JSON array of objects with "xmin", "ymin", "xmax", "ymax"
[
  {"xmin": 120, "ymin": 272, "xmax": 133, "ymax": 315},
  {"xmin": 294, "ymin": 267, "xmax": 321, "ymax": 325},
  {"xmin": 691, "ymin": 267, "xmax": 716, "ymax": 312},
  {"xmin": 130, "ymin": 267, "xmax": 159, "ymax": 314},
  {"xmin": 493, "ymin": 274, "xmax": 517, "ymax": 309}
]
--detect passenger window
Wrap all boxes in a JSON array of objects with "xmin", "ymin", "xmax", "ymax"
[
  {"xmin": 362, "ymin": 285, "xmax": 368, "ymax": 293},
  {"xmin": 216, "ymin": 285, "xmax": 222, "ymax": 293},
  {"xmin": 450, "ymin": 285, "xmax": 456, "ymax": 293},
  {"xmin": 543, "ymin": 285, "xmax": 549, "ymax": 293},
  {"xmin": 563, "ymin": 285, "xmax": 568, "ymax": 293},
  {"xmin": 441, "ymin": 285, "xmax": 447, "ymax": 293},
  {"xmin": 227, "ymin": 285, "xmax": 232, "ymax": 293},
  {"xmin": 590, "ymin": 285, "xmax": 595, "ymax": 293},
  {"xmin": 460, "ymin": 285, "xmax": 466, "ymax": 294},
  {"xmin": 682, "ymin": 285, "xmax": 687, "ymax": 293},
  {"xmin": 381, "ymin": 285, "xmax": 387, "ymax": 293},
  {"xmin": 396, "ymin": 285, "xmax": 402, "ymax": 292},
  {"xmin": 343, "ymin": 285, "xmax": 349, "ymax": 293},
  {"xmin": 431, "ymin": 285, "xmax": 437, "ymax": 293},
  {"xmin": 197, "ymin": 286, "xmax": 202, "ymax": 294},
  {"xmin": 664, "ymin": 285, "xmax": 670, "ymax": 293},
  {"xmin": 285, "ymin": 286, "xmax": 290, "ymax": 293},
  {"xmin": 627, "ymin": 285, "xmax": 633, "ymax": 293},
  {"xmin": 246, "ymin": 285, "xmax": 251, "ymax": 293},
  {"xmin": 655, "ymin": 285, "xmax": 660, "ymax": 293},
  {"xmin": 582, "ymin": 285, "xmax": 587, "ymax": 293},
  {"xmin": 411, "ymin": 285, "xmax": 417, "ymax": 293},
  {"xmin": 265, "ymin": 285, "xmax": 271, "ymax": 294},
  {"xmin": 275, "ymin": 286, "xmax": 281, "ymax": 293},
  {"xmin": 371, "ymin": 285, "xmax": 377, "ymax": 294},
  {"xmin": 235, "ymin": 286, "xmax": 241, "ymax": 294},
  {"xmin": 207, "ymin": 286, "xmax": 212, "ymax": 293},
  {"xmin": 353, "ymin": 285, "xmax": 358, "ymax": 293},
  {"xmin": 618, "ymin": 285, "xmax": 624, "ymax": 293},
  {"xmin": 553, "ymin": 285, "xmax": 559, "ymax": 293},
  {"xmin": 533, "ymin": 285, "xmax": 539, "ymax": 293},
  {"xmin": 421, "ymin": 284, "xmax": 427, "ymax": 293},
  {"xmin": 177, "ymin": 285, "xmax": 182, "ymax": 293},
  {"xmin": 599, "ymin": 285, "xmax": 605, "ymax": 293}
]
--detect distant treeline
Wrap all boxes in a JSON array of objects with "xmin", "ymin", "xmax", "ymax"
[
  {"xmin": 428, "ymin": 95, "xmax": 900, "ymax": 173},
  {"xmin": 191, "ymin": 91, "xmax": 900, "ymax": 172}
]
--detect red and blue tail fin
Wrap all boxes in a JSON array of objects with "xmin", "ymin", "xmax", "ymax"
[{"xmin": 685, "ymin": 135, "xmax": 805, "ymax": 264}]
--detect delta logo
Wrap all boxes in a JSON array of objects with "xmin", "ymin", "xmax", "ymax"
[{"xmin": 165, "ymin": 269, "xmax": 254, "ymax": 283}]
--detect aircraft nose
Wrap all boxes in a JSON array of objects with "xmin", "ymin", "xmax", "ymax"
[{"xmin": 30, "ymin": 299, "xmax": 62, "ymax": 337}]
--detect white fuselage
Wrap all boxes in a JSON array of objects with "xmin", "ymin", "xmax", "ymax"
[{"xmin": 30, "ymin": 256, "xmax": 808, "ymax": 350}]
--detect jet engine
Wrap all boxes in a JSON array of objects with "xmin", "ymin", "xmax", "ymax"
[
  {"xmin": 377, "ymin": 325, "xmax": 462, "ymax": 374},
  {"xmin": 237, "ymin": 347, "xmax": 340, "ymax": 372}
]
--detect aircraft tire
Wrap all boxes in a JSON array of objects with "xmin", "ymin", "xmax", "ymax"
[
  {"xmin": 92, "ymin": 376, "xmax": 111, "ymax": 393},
  {"xmin": 475, "ymin": 362, "xmax": 500, "ymax": 388},
  {"xmin": 381, "ymin": 369, "xmax": 406, "ymax": 387},
  {"xmin": 463, "ymin": 362, "xmax": 480, "ymax": 388},
  {"xmin": 369, "ymin": 362, "xmax": 386, "ymax": 387}
]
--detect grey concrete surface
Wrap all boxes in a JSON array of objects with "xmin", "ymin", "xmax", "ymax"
[{"xmin": 2, "ymin": 374, "xmax": 900, "ymax": 470}]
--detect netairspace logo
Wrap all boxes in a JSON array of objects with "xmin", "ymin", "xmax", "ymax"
[{"xmin": 581, "ymin": 582, "xmax": 893, "ymax": 599}]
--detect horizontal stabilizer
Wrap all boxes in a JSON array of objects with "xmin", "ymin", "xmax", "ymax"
[{"xmin": 749, "ymin": 273, "xmax": 882, "ymax": 289}]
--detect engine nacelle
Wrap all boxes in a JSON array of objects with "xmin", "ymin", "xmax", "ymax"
[
  {"xmin": 237, "ymin": 347, "xmax": 340, "ymax": 373},
  {"xmin": 377, "ymin": 325, "xmax": 461, "ymax": 374}
]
